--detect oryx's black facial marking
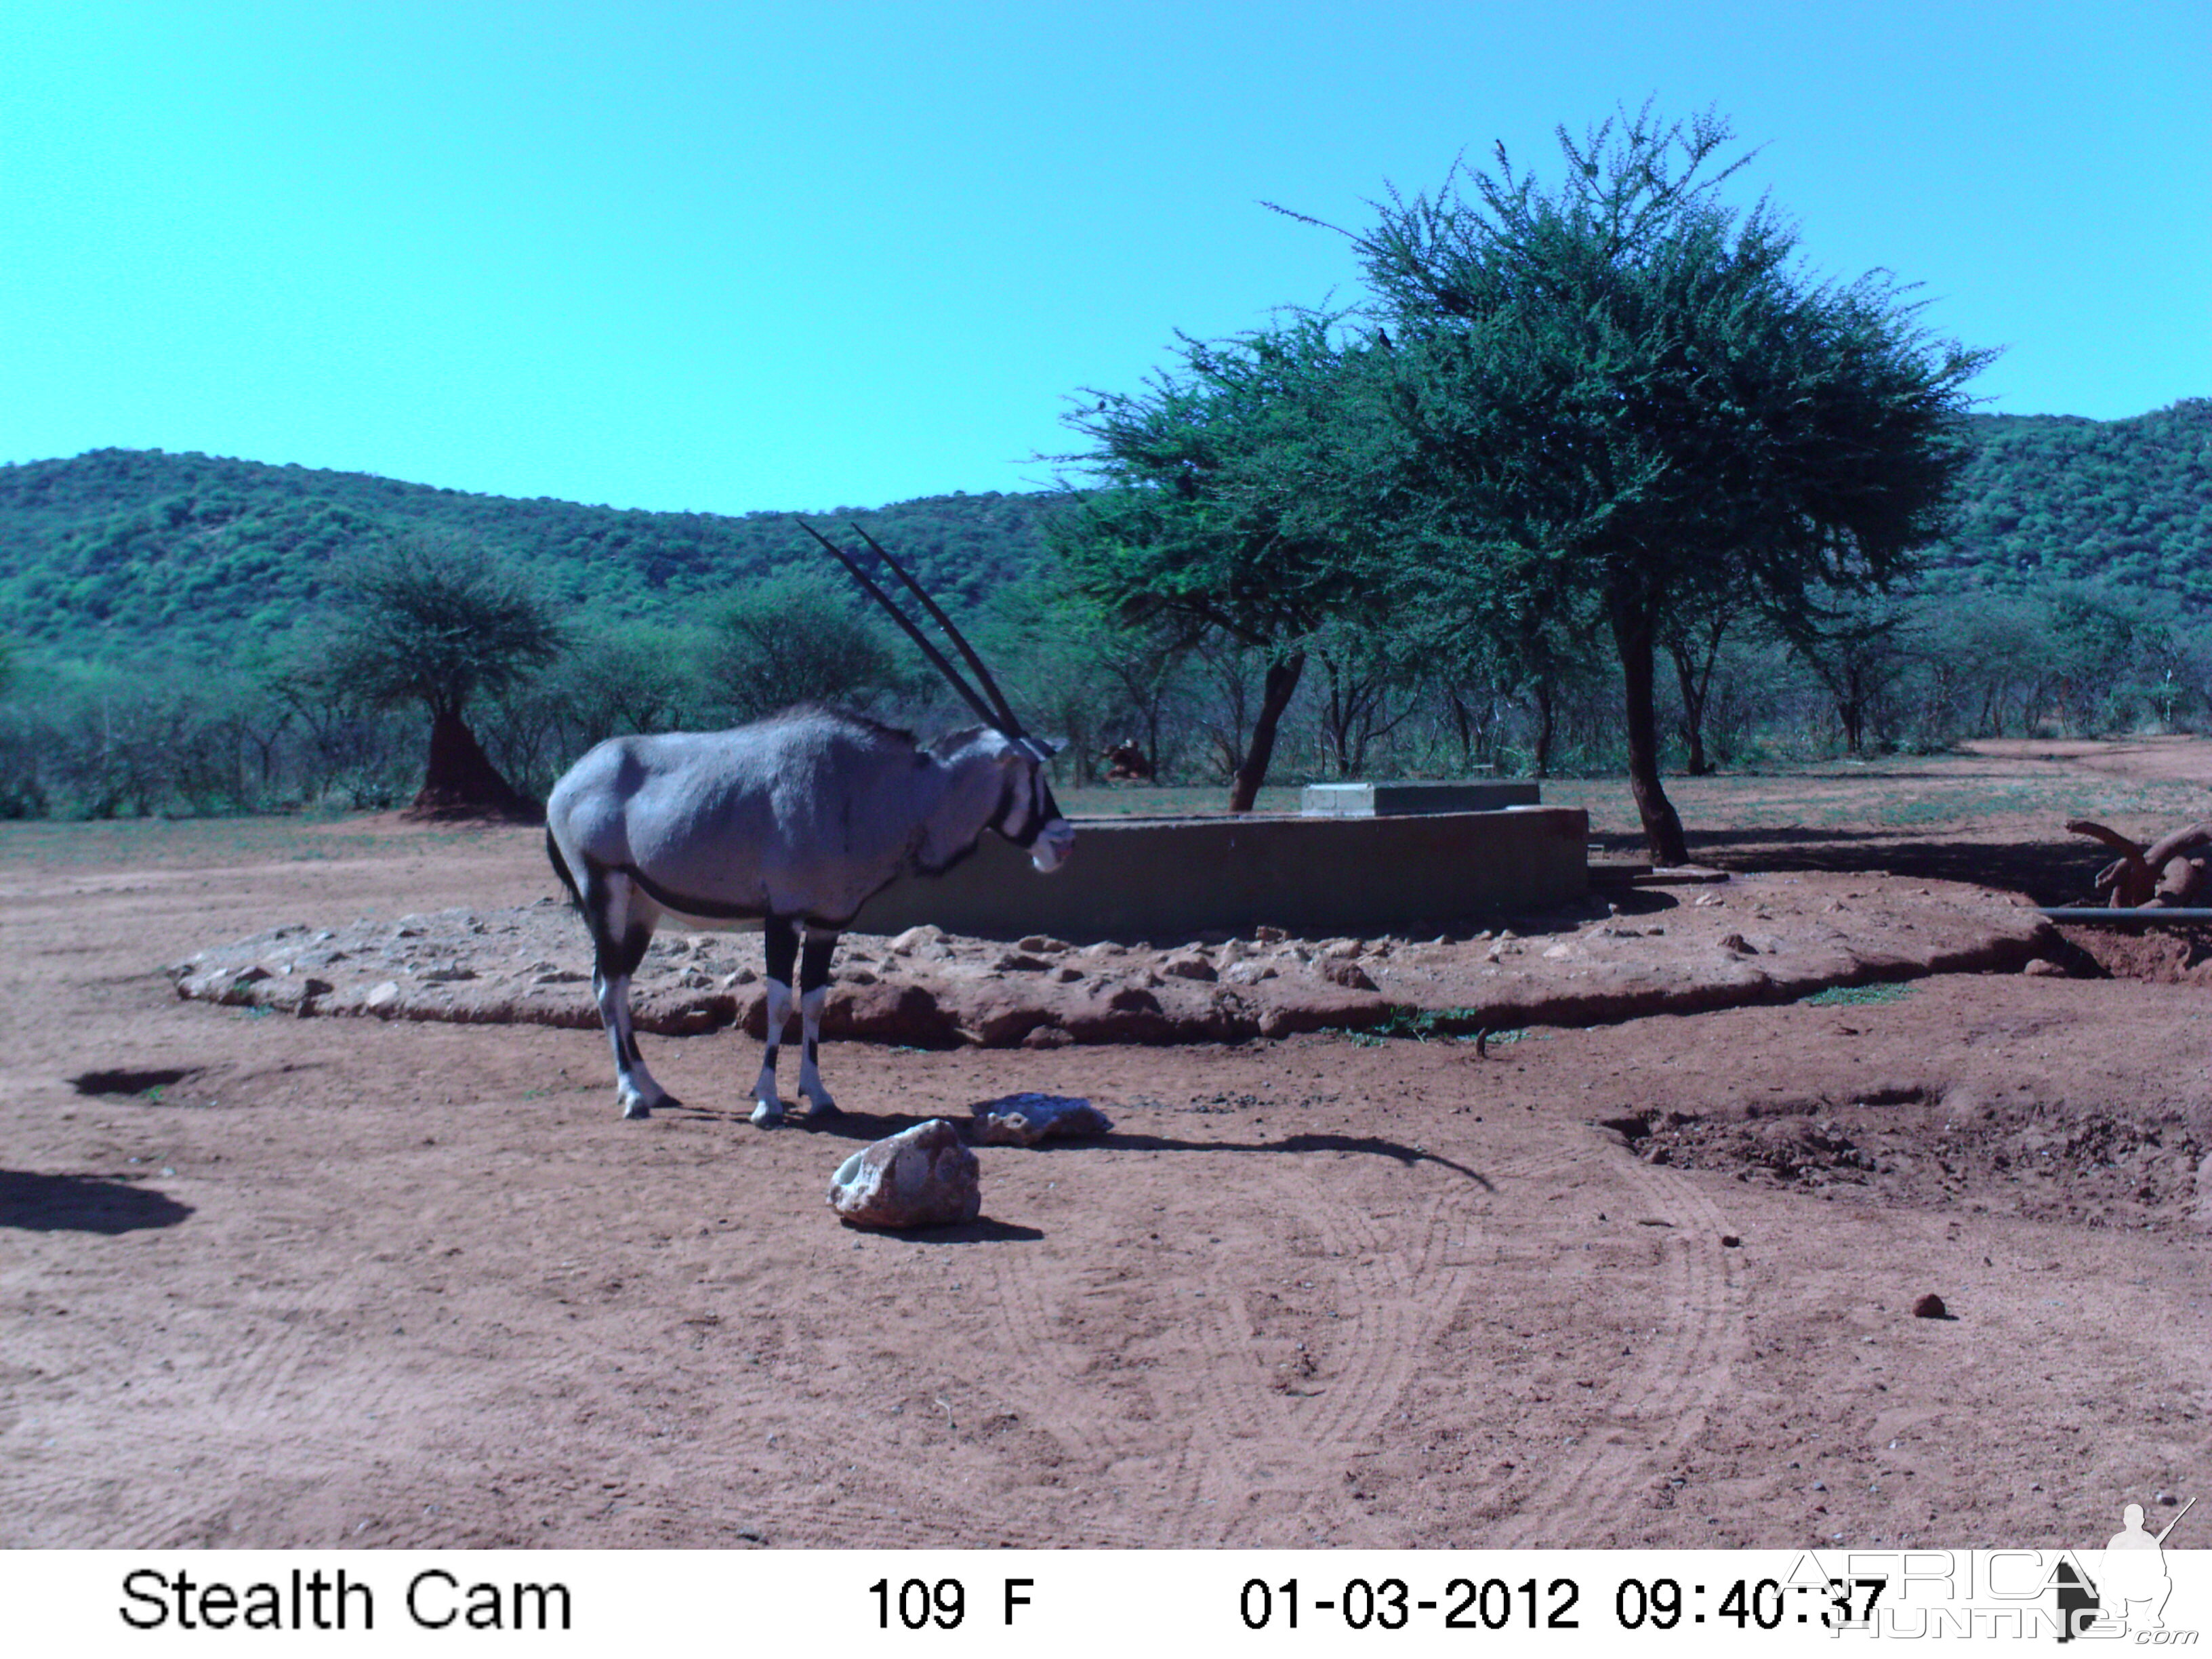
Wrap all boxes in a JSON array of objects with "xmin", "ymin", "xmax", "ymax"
[{"xmin": 989, "ymin": 752, "xmax": 1065, "ymax": 849}]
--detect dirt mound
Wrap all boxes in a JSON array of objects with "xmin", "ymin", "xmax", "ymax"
[
  {"xmin": 164, "ymin": 871, "xmax": 2061, "ymax": 1045},
  {"xmin": 1614, "ymin": 1095, "xmax": 2205, "ymax": 1232},
  {"xmin": 2060, "ymin": 921, "xmax": 2212, "ymax": 985}
]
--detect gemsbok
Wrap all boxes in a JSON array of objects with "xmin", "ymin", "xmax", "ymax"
[{"xmin": 544, "ymin": 523, "xmax": 1073, "ymax": 1125}]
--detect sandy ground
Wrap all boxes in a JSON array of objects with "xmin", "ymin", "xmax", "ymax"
[{"xmin": 3, "ymin": 743, "xmax": 2209, "ymax": 1551}]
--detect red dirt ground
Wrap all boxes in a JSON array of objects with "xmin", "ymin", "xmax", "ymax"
[{"xmin": 3, "ymin": 741, "xmax": 2207, "ymax": 1550}]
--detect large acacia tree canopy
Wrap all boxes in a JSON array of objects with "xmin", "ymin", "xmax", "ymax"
[
  {"xmin": 1050, "ymin": 316, "xmax": 1406, "ymax": 810},
  {"xmin": 1301, "ymin": 104, "xmax": 1991, "ymax": 861},
  {"xmin": 1343, "ymin": 105, "xmax": 1992, "ymax": 621},
  {"xmin": 324, "ymin": 537, "xmax": 567, "ymax": 719},
  {"xmin": 1051, "ymin": 316, "xmax": 1397, "ymax": 647}
]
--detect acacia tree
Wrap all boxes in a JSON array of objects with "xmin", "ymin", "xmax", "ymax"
[
  {"xmin": 322, "ymin": 537, "xmax": 565, "ymax": 821},
  {"xmin": 975, "ymin": 581, "xmax": 1190, "ymax": 784},
  {"xmin": 1662, "ymin": 598, "xmax": 1742, "ymax": 776},
  {"xmin": 699, "ymin": 569, "xmax": 902, "ymax": 724},
  {"xmin": 1054, "ymin": 316, "xmax": 1395, "ymax": 811},
  {"xmin": 1313, "ymin": 104, "xmax": 1990, "ymax": 861}
]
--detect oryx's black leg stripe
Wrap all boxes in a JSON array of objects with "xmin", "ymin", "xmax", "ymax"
[
  {"xmin": 764, "ymin": 916, "xmax": 798, "ymax": 986},
  {"xmin": 577, "ymin": 863, "xmax": 624, "ymax": 970},
  {"xmin": 618, "ymin": 922, "xmax": 652, "ymax": 981},
  {"xmin": 800, "ymin": 935, "xmax": 835, "ymax": 1069}
]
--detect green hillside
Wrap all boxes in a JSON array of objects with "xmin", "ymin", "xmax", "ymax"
[
  {"xmin": 1931, "ymin": 398, "xmax": 2212, "ymax": 600},
  {"xmin": 0, "ymin": 448, "xmax": 1063, "ymax": 665},
  {"xmin": 1, "ymin": 399, "xmax": 2207, "ymax": 668}
]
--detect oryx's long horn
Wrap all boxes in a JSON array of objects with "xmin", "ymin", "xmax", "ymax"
[
  {"xmin": 793, "ymin": 518, "xmax": 1002, "ymax": 730},
  {"xmin": 845, "ymin": 524, "xmax": 1026, "ymax": 739}
]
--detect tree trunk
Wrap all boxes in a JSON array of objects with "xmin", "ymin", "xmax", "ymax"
[
  {"xmin": 1612, "ymin": 600, "xmax": 1688, "ymax": 865},
  {"xmin": 1666, "ymin": 620, "xmax": 1727, "ymax": 776},
  {"xmin": 1531, "ymin": 674, "xmax": 1556, "ymax": 778},
  {"xmin": 1229, "ymin": 652, "xmax": 1305, "ymax": 813},
  {"xmin": 1668, "ymin": 640, "xmax": 1712, "ymax": 776},
  {"xmin": 1837, "ymin": 665, "xmax": 1866, "ymax": 756},
  {"xmin": 1447, "ymin": 690, "xmax": 1475, "ymax": 772},
  {"xmin": 407, "ymin": 704, "xmax": 540, "ymax": 823}
]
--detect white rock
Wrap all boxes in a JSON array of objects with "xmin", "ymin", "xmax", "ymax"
[
  {"xmin": 828, "ymin": 1120, "xmax": 981, "ymax": 1228},
  {"xmin": 969, "ymin": 1094, "xmax": 1114, "ymax": 1147}
]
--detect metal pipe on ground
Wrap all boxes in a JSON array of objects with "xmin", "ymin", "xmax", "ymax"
[{"xmin": 2039, "ymin": 907, "xmax": 2212, "ymax": 925}]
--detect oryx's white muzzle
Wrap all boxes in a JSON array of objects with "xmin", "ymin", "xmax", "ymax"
[{"xmin": 1030, "ymin": 818, "xmax": 1075, "ymax": 874}]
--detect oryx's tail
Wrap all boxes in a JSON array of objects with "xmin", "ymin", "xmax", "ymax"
[{"xmin": 546, "ymin": 827, "xmax": 584, "ymax": 911}]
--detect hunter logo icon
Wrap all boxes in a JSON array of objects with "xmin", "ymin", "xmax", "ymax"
[
  {"xmin": 2102, "ymin": 1498, "xmax": 2194, "ymax": 1633},
  {"xmin": 2064, "ymin": 1495, "xmax": 2196, "ymax": 1639}
]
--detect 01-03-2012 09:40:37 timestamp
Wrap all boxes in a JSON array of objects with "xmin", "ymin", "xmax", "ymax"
[{"xmin": 1229, "ymin": 1573, "xmax": 1887, "ymax": 1631}]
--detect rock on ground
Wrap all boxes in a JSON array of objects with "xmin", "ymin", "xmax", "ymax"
[
  {"xmin": 827, "ymin": 1120, "xmax": 982, "ymax": 1229},
  {"xmin": 968, "ymin": 1093, "xmax": 1115, "ymax": 1147}
]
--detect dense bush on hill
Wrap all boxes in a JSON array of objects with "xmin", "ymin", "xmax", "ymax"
[
  {"xmin": 0, "ymin": 402, "xmax": 2207, "ymax": 818},
  {"xmin": 1931, "ymin": 398, "xmax": 2212, "ymax": 601},
  {"xmin": 5, "ymin": 403, "xmax": 2205, "ymax": 671},
  {"xmin": 0, "ymin": 447, "xmax": 1064, "ymax": 664}
]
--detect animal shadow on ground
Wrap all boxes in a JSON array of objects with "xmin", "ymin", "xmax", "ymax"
[
  {"xmin": 1665, "ymin": 827, "xmax": 2097, "ymax": 904},
  {"xmin": 797, "ymin": 1109, "xmax": 1494, "ymax": 1190},
  {"xmin": 653, "ymin": 1103, "xmax": 1496, "ymax": 1191},
  {"xmin": 1103, "ymin": 1128, "xmax": 1494, "ymax": 1189},
  {"xmin": 0, "ymin": 1170, "xmax": 194, "ymax": 1233},
  {"xmin": 842, "ymin": 1217, "xmax": 1046, "ymax": 1244},
  {"xmin": 70, "ymin": 1066, "xmax": 201, "ymax": 1097}
]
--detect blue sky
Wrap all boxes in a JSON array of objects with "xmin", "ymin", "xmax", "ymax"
[{"xmin": 3, "ymin": 1, "xmax": 2206, "ymax": 514}]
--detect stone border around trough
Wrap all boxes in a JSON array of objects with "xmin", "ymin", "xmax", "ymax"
[{"xmin": 167, "ymin": 872, "xmax": 2062, "ymax": 1048}]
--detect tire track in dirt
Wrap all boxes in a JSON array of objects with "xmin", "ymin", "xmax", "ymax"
[
  {"xmin": 12, "ymin": 1253, "xmax": 469, "ymax": 1547},
  {"xmin": 968, "ymin": 1248, "xmax": 1203, "ymax": 1547},
  {"xmin": 944, "ymin": 1155, "xmax": 1490, "ymax": 1547},
  {"xmin": 1487, "ymin": 1141, "xmax": 1746, "ymax": 1547},
  {"xmin": 1174, "ymin": 1171, "xmax": 1483, "ymax": 1545}
]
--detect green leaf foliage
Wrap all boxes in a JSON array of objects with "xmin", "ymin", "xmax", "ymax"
[
  {"xmin": 1052, "ymin": 316, "xmax": 1401, "ymax": 643},
  {"xmin": 1929, "ymin": 400, "xmax": 2212, "ymax": 602},
  {"xmin": 316, "ymin": 535, "xmax": 567, "ymax": 719},
  {"xmin": 697, "ymin": 569, "xmax": 906, "ymax": 724},
  {"xmin": 0, "ymin": 448, "xmax": 1062, "ymax": 669},
  {"xmin": 1323, "ymin": 103, "xmax": 1990, "ymax": 859}
]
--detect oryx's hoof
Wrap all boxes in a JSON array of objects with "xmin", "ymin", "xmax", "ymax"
[
  {"xmin": 805, "ymin": 1099, "xmax": 843, "ymax": 1122},
  {"xmin": 750, "ymin": 1099, "xmax": 785, "ymax": 1128},
  {"xmin": 619, "ymin": 1095, "xmax": 654, "ymax": 1121}
]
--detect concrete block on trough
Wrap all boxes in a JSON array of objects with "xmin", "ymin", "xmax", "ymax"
[{"xmin": 1300, "ymin": 779, "xmax": 1541, "ymax": 815}]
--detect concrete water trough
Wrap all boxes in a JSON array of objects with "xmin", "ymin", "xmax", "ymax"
[{"xmin": 851, "ymin": 783, "xmax": 1589, "ymax": 941}]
